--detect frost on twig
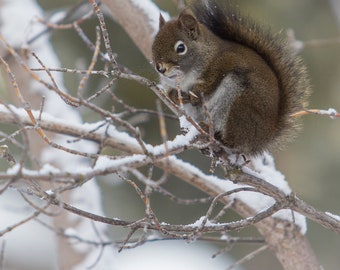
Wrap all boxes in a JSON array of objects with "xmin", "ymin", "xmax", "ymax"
[{"xmin": 292, "ymin": 108, "xmax": 340, "ymax": 119}]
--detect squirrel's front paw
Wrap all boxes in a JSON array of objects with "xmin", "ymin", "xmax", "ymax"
[
  {"xmin": 189, "ymin": 89, "xmax": 202, "ymax": 106},
  {"xmin": 198, "ymin": 121, "xmax": 210, "ymax": 133},
  {"xmin": 168, "ymin": 89, "xmax": 190, "ymax": 104}
]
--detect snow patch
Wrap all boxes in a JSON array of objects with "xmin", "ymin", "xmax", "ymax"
[
  {"xmin": 326, "ymin": 211, "xmax": 340, "ymax": 221},
  {"xmin": 129, "ymin": 0, "xmax": 170, "ymax": 34}
]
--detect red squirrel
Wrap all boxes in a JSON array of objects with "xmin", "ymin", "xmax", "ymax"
[{"xmin": 152, "ymin": 0, "xmax": 310, "ymax": 155}]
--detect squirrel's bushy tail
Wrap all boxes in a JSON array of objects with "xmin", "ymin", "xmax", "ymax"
[{"xmin": 190, "ymin": 0, "xmax": 310, "ymax": 145}]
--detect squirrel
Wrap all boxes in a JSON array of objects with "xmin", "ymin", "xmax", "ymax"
[{"xmin": 152, "ymin": 0, "xmax": 310, "ymax": 156}]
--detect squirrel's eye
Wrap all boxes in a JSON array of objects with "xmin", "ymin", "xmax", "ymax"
[{"xmin": 174, "ymin": 41, "xmax": 187, "ymax": 55}]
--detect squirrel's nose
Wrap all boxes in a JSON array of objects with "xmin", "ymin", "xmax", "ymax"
[{"xmin": 156, "ymin": 63, "xmax": 166, "ymax": 74}]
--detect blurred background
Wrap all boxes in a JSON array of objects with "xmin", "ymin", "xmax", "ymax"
[{"xmin": 1, "ymin": 0, "xmax": 339, "ymax": 269}]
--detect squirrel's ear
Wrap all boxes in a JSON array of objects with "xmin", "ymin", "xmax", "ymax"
[
  {"xmin": 178, "ymin": 10, "xmax": 200, "ymax": 39},
  {"xmin": 159, "ymin": 14, "xmax": 166, "ymax": 29}
]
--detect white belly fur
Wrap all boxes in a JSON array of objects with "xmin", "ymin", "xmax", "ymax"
[{"xmin": 184, "ymin": 73, "xmax": 242, "ymax": 134}]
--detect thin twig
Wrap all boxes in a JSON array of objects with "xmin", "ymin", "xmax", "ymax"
[
  {"xmin": 73, "ymin": 23, "xmax": 111, "ymax": 64},
  {"xmin": 89, "ymin": 0, "xmax": 118, "ymax": 69},
  {"xmin": 292, "ymin": 108, "xmax": 340, "ymax": 119},
  {"xmin": 0, "ymin": 208, "xmax": 46, "ymax": 237},
  {"xmin": 226, "ymin": 245, "xmax": 268, "ymax": 270},
  {"xmin": 196, "ymin": 187, "xmax": 259, "ymax": 234},
  {"xmin": 77, "ymin": 26, "xmax": 101, "ymax": 97},
  {"xmin": 36, "ymin": 7, "xmax": 94, "ymax": 30},
  {"xmin": 156, "ymin": 100, "xmax": 169, "ymax": 158}
]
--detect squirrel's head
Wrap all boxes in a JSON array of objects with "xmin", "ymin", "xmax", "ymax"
[{"xmin": 152, "ymin": 10, "xmax": 205, "ymax": 81}]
